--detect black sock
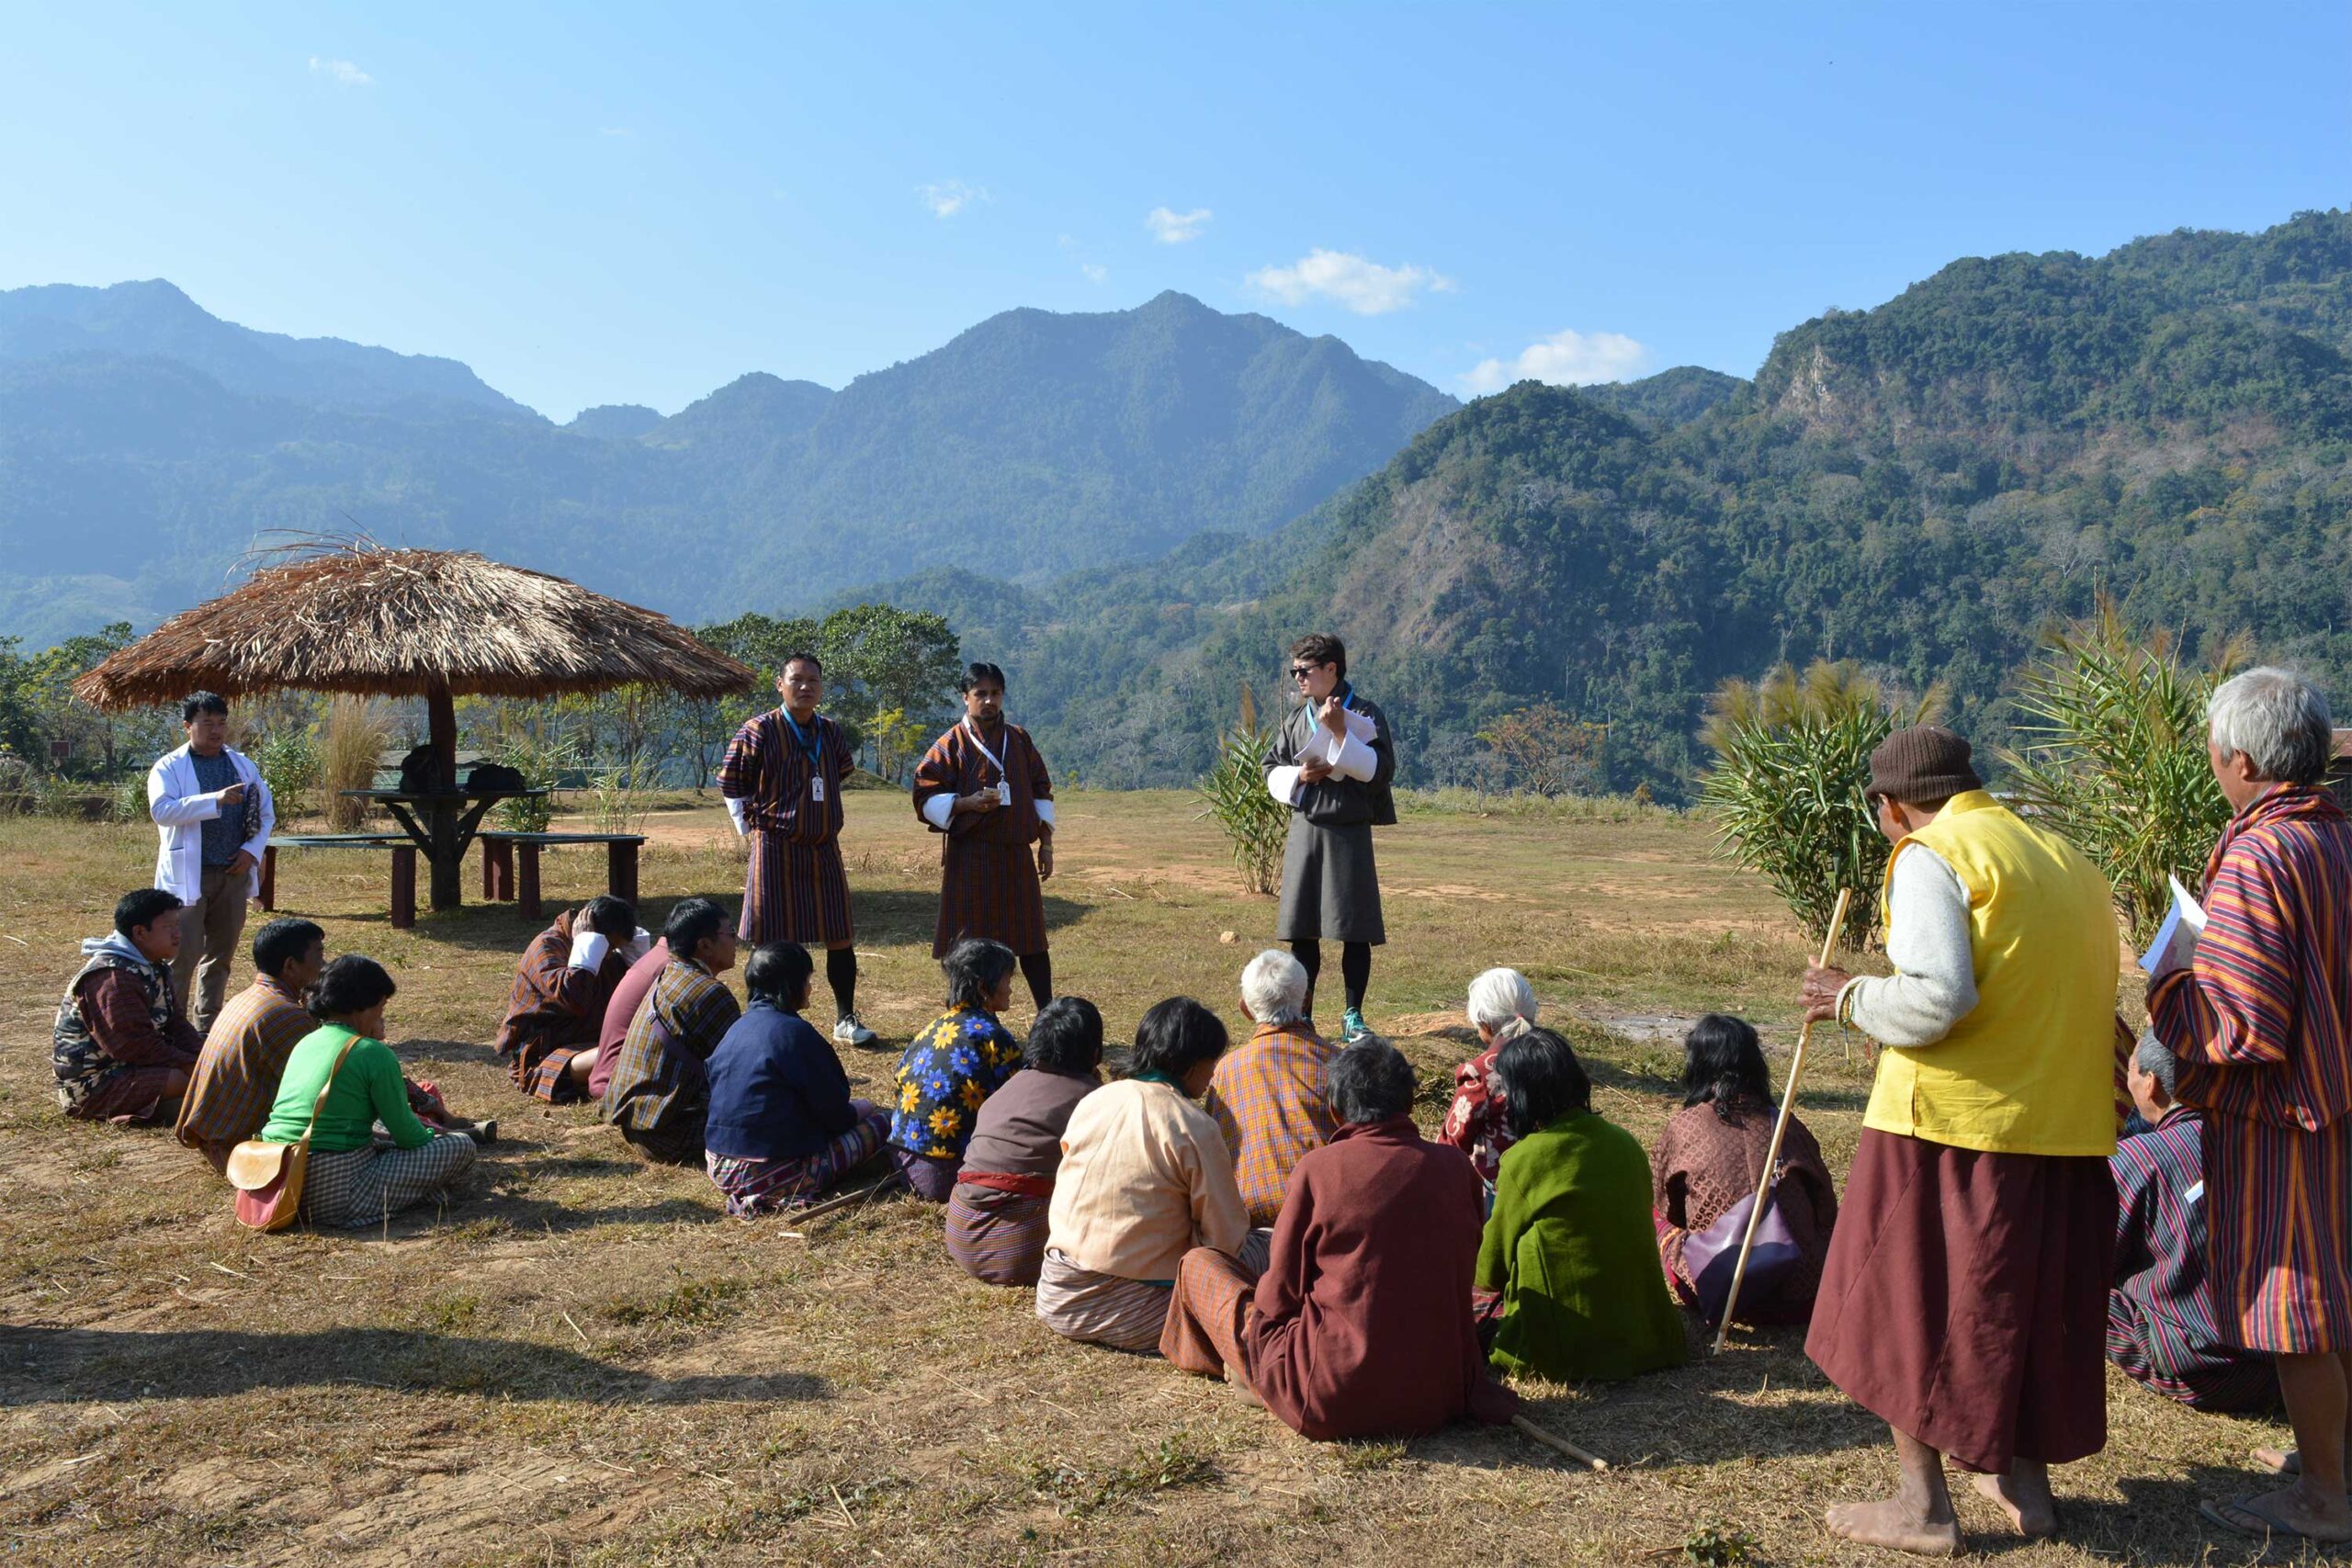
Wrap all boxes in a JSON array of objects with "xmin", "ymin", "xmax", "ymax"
[
  {"xmin": 1340, "ymin": 942, "xmax": 1372, "ymax": 1014},
  {"xmin": 1019, "ymin": 952, "xmax": 1053, "ymax": 1011},
  {"xmin": 826, "ymin": 946, "xmax": 858, "ymax": 1019},
  {"xmin": 1289, "ymin": 940, "xmax": 1322, "ymax": 1018}
]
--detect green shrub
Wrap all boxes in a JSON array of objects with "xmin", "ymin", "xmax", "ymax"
[
  {"xmin": 1195, "ymin": 687, "xmax": 1290, "ymax": 896},
  {"xmin": 253, "ymin": 728, "xmax": 320, "ymax": 822}
]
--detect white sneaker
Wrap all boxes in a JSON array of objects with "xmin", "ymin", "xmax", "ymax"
[{"xmin": 832, "ymin": 1013, "xmax": 877, "ymax": 1047}]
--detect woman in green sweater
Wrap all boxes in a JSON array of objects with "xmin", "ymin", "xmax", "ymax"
[
  {"xmin": 1476, "ymin": 1026, "xmax": 1687, "ymax": 1382},
  {"xmin": 260, "ymin": 954, "xmax": 477, "ymax": 1228}
]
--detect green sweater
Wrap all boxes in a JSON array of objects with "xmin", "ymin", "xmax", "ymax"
[
  {"xmin": 259, "ymin": 1024, "xmax": 431, "ymax": 1153},
  {"xmin": 1476, "ymin": 1111, "xmax": 1687, "ymax": 1383}
]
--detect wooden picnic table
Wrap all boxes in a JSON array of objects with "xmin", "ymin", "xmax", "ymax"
[{"xmin": 338, "ymin": 786, "xmax": 548, "ymax": 913}]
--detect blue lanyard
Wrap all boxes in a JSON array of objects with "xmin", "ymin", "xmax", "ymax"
[{"xmin": 778, "ymin": 708, "xmax": 823, "ymax": 769}]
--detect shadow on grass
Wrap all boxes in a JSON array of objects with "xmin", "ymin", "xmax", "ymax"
[
  {"xmin": 0, "ymin": 1325, "xmax": 818, "ymax": 1405},
  {"xmin": 1983, "ymin": 1465, "xmax": 2292, "ymax": 1564}
]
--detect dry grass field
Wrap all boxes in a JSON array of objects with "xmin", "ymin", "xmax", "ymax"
[{"xmin": 0, "ymin": 789, "xmax": 2318, "ymax": 1566}]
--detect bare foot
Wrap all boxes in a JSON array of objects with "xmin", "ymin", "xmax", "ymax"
[
  {"xmin": 2206, "ymin": 1483, "xmax": 2352, "ymax": 1544},
  {"xmin": 2256, "ymin": 1446, "xmax": 2297, "ymax": 1474},
  {"xmin": 1825, "ymin": 1498, "xmax": 1962, "ymax": 1557},
  {"xmin": 1222, "ymin": 1362, "xmax": 1263, "ymax": 1409},
  {"xmin": 1973, "ymin": 1471, "xmax": 2058, "ymax": 1538}
]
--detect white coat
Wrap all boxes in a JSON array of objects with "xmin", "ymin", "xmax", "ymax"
[{"xmin": 147, "ymin": 743, "xmax": 276, "ymax": 902}]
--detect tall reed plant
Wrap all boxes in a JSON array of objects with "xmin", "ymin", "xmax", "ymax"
[
  {"xmin": 1196, "ymin": 683, "xmax": 1291, "ymax": 896},
  {"xmin": 322, "ymin": 696, "xmax": 395, "ymax": 830},
  {"xmin": 1999, "ymin": 604, "xmax": 2240, "ymax": 943}
]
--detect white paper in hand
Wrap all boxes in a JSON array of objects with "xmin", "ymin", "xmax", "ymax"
[{"xmin": 2137, "ymin": 875, "xmax": 2207, "ymax": 978}]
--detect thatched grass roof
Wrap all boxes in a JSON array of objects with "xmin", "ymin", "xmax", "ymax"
[{"xmin": 73, "ymin": 547, "xmax": 758, "ymax": 709}]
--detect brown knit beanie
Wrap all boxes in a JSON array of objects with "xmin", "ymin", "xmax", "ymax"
[{"xmin": 1867, "ymin": 725, "xmax": 1983, "ymax": 804}]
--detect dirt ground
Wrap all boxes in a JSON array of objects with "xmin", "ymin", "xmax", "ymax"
[{"xmin": 0, "ymin": 791, "xmax": 2313, "ymax": 1565}]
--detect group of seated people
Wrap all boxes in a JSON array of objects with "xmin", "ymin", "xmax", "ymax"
[
  {"xmin": 57, "ymin": 885, "xmax": 2267, "ymax": 1442},
  {"xmin": 52, "ymin": 888, "xmax": 492, "ymax": 1227}
]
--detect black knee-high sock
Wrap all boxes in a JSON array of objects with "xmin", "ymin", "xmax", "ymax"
[
  {"xmin": 1289, "ymin": 939, "xmax": 1323, "ymax": 1017},
  {"xmin": 825, "ymin": 946, "xmax": 858, "ymax": 1019},
  {"xmin": 1019, "ymin": 952, "xmax": 1053, "ymax": 1010},
  {"xmin": 1340, "ymin": 942, "xmax": 1372, "ymax": 1014}
]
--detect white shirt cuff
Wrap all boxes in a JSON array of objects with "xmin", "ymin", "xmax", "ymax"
[
  {"xmin": 1266, "ymin": 764, "xmax": 1304, "ymax": 807},
  {"xmin": 1035, "ymin": 799, "xmax": 1056, "ymax": 828},
  {"xmin": 569, "ymin": 931, "xmax": 612, "ymax": 972},
  {"xmin": 1330, "ymin": 732, "xmax": 1376, "ymax": 783},
  {"xmin": 724, "ymin": 797, "xmax": 748, "ymax": 838},
  {"xmin": 625, "ymin": 928, "xmax": 653, "ymax": 963},
  {"xmin": 921, "ymin": 794, "xmax": 955, "ymax": 831}
]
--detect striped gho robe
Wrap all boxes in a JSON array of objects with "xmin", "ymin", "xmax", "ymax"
[
  {"xmin": 2151, "ymin": 784, "xmax": 2352, "ymax": 1353},
  {"xmin": 912, "ymin": 720, "xmax": 1054, "ymax": 958},
  {"xmin": 493, "ymin": 910, "xmax": 634, "ymax": 1104},
  {"xmin": 718, "ymin": 707, "xmax": 856, "ymax": 944},
  {"xmin": 175, "ymin": 976, "xmax": 315, "ymax": 1171},
  {"xmin": 604, "ymin": 957, "xmax": 741, "ymax": 1164}
]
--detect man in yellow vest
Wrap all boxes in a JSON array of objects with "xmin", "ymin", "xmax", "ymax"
[{"xmin": 1798, "ymin": 725, "xmax": 2119, "ymax": 1556}]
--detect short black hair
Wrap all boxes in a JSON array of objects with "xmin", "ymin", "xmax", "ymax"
[
  {"xmin": 1026, "ymin": 996, "xmax": 1104, "ymax": 1073},
  {"xmin": 1288, "ymin": 632, "xmax": 1346, "ymax": 680},
  {"xmin": 311, "ymin": 953, "xmax": 397, "ymax": 1021},
  {"xmin": 958, "ymin": 661, "xmax": 1008, "ymax": 694},
  {"xmin": 181, "ymin": 691, "xmax": 231, "ymax": 723},
  {"xmin": 1681, "ymin": 1013, "xmax": 1771, "ymax": 1122},
  {"xmin": 744, "ymin": 941, "xmax": 815, "ymax": 1007},
  {"xmin": 1129, "ymin": 997, "xmax": 1228, "ymax": 1084},
  {"xmin": 662, "ymin": 897, "xmax": 729, "ymax": 955},
  {"xmin": 252, "ymin": 917, "xmax": 325, "ymax": 978},
  {"xmin": 943, "ymin": 937, "xmax": 1019, "ymax": 1011},
  {"xmin": 115, "ymin": 887, "xmax": 183, "ymax": 939},
  {"xmin": 1496, "ymin": 1025, "xmax": 1592, "ymax": 1137},
  {"xmin": 781, "ymin": 650, "xmax": 822, "ymax": 676},
  {"xmin": 1329, "ymin": 1037, "xmax": 1415, "ymax": 1124},
  {"xmin": 579, "ymin": 895, "xmax": 636, "ymax": 941}
]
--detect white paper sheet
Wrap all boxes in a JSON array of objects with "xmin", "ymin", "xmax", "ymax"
[{"xmin": 2137, "ymin": 875, "xmax": 2208, "ymax": 978}]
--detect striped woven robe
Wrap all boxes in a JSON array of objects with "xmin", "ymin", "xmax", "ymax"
[
  {"xmin": 912, "ymin": 721, "xmax": 1054, "ymax": 958},
  {"xmin": 175, "ymin": 976, "xmax": 315, "ymax": 1171},
  {"xmin": 718, "ymin": 708, "xmax": 855, "ymax": 944},
  {"xmin": 2151, "ymin": 784, "xmax": 2352, "ymax": 1353},
  {"xmin": 493, "ymin": 911, "xmax": 634, "ymax": 1103}
]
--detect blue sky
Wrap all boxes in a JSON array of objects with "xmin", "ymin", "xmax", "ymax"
[{"xmin": 2, "ymin": 2, "xmax": 2344, "ymax": 421}]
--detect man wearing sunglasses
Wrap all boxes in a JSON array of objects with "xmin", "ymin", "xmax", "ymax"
[{"xmin": 1261, "ymin": 632, "xmax": 1396, "ymax": 1042}]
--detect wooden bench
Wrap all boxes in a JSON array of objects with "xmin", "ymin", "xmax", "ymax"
[
  {"xmin": 261, "ymin": 836, "xmax": 420, "ymax": 929},
  {"xmin": 478, "ymin": 831, "xmax": 646, "ymax": 919}
]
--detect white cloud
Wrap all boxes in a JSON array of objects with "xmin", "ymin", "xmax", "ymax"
[
  {"xmin": 308, "ymin": 56, "xmax": 372, "ymax": 87},
  {"xmin": 1245, "ymin": 248, "xmax": 1455, "ymax": 315},
  {"xmin": 918, "ymin": 180, "xmax": 989, "ymax": 219},
  {"xmin": 1081, "ymin": 263, "xmax": 1108, "ymax": 285},
  {"xmin": 1147, "ymin": 206, "xmax": 1213, "ymax": 244},
  {"xmin": 1459, "ymin": 328, "xmax": 1652, "ymax": 395}
]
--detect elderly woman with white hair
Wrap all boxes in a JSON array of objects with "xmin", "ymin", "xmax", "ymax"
[
  {"xmin": 1442, "ymin": 967, "xmax": 1540, "ymax": 1200},
  {"xmin": 1202, "ymin": 949, "xmax": 1337, "ymax": 1267},
  {"xmin": 2147, "ymin": 667, "xmax": 2352, "ymax": 1545}
]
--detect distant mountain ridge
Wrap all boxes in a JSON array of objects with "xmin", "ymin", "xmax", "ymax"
[{"xmin": 0, "ymin": 285, "xmax": 1456, "ymax": 644}]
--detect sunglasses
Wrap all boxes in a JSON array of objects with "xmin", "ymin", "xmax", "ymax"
[{"xmin": 1289, "ymin": 664, "xmax": 1326, "ymax": 680}]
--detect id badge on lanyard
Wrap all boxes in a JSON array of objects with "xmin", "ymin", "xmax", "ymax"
[
  {"xmin": 811, "ymin": 776, "xmax": 825, "ymax": 803},
  {"xmin": 965, "ymin": 718, "xmax": 1014, "ymax": 808}
]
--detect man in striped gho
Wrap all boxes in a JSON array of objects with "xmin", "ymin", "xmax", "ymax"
[
  {"xmin": 912, "ymin": 661, "xmax": 1057, "ymax": 1012},
  {"xmin": 718, "ymin": 651, "xmax": 873, "ymax": 1047},
  {"xmin": 2151, "ymin": 668, "xmax": 2352, "ymax": 1547}
]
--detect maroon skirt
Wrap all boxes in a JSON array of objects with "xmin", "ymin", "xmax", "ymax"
[{"xmin": 1805, "ymin": 1128, "xmax": 2115, "ymax": 1473}]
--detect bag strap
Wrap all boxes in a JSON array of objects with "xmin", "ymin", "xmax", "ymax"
[{"xmin": 294, "ymin": 1032, "xmax": 368, "ymax": 1151}]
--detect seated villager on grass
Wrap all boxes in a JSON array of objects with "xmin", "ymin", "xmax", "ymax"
[
  {"xmin": 1203, "ymin": 949, "xmax": 1336, "ymax": 1266},
  {"xmin": 945, "ymin": 997, "xmax": 1105, "ymax": 1286},
  {"xmin": 1163, "ymin": 1037, "xmax": 1520, "ymax": 1439},
  {"xmin": 1037, "ymin": 998, "xmax": 1251, "ymax": 1353},
  {"xmin": 888, "ymin": 938, "xmax": 1024, "ymax": 1202},
  {"xmin": 604, "ymin": 897, "xmax": 742, "ymax": 1167},
  {"xmin": 1477, "ymin": 1025, "xmax": 1687, "ymax": 1383},
  {"xmin": 493, "ymin": 897, "xmax": 647, "ymax": 1103},
  {"xmin": 2109, "ymin": 1031, "xmax": 2278, "ymax": 1415},
  {"xmin": 588, "ymin": 933, "xmax": 670, "ymax": 1105},
  {"xmin": 175, "ymin": 919, "xmax": 493, "ymax": 1174},
  {"xmin": 703, "ymin": 942, "xmax": 890, "ymax": 1216},
  {"xmin": 53, "ymin": 889, "xmax": 203, "ymax": 1126},
  {"xmin": 1801, "ymin": 725, "xmax": 2119, "ymax": 1555},
  {"xmin": 261, "ymin": 955, "xmax": 479, "ymax": 1229},
  {"xmin": 1442, "ymin": 966, "xmax": 1541, "ymax": 1204},
  {"xmin": 1651, "ymin": 1013, "xmax": 1838, "ymax": 1326}
]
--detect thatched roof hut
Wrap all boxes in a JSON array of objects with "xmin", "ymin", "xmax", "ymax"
[{"xmin": 73, "ymin": 547, "xmax": 754, "ymax": 708}]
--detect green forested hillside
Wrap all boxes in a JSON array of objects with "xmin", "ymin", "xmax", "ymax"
[{"xmin": 889, "ymin": 210, "xmax": 2352, "ymax": 800}]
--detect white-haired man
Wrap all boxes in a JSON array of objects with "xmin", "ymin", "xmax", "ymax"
[
  {"xmin": 2149, "ymin": 667, "xmax": 2352, "ymax": 1545},
  {"xmin": 1204, "ymin": 949, "xmax": 1338, "ymax": 1266}
]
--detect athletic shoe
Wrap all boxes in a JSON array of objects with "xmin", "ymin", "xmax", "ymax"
[
  {"xmin": 833, "ymin": 1013, "xmax": 877, "ymax": 1047},
  {"xmin": 1341, "ymin": 1008, "xmax": 1372, "ymax": 1043}
]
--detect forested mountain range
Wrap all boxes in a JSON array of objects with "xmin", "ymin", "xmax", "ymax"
[
  {"xmin": 0, "ymin": 285, "xmax": 1453, "ymax": 644},
  {"xmin": 853, "ymin": 209, "xmax": 2352, "ymax": 800}
]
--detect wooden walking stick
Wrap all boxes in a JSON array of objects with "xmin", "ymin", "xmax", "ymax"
[
  {"xmin": 1712, "ymin": 886, "xmax": 1853, "ymax": 1354},
  {"xmin": 1510, "ymin": 1412, "xmax": 1610, "ymax": 1472}
]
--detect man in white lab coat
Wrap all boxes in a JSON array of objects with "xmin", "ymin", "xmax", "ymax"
[{"xmin": 148, "ymin": 692, "xmax": 275, "ymax": 1032}]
